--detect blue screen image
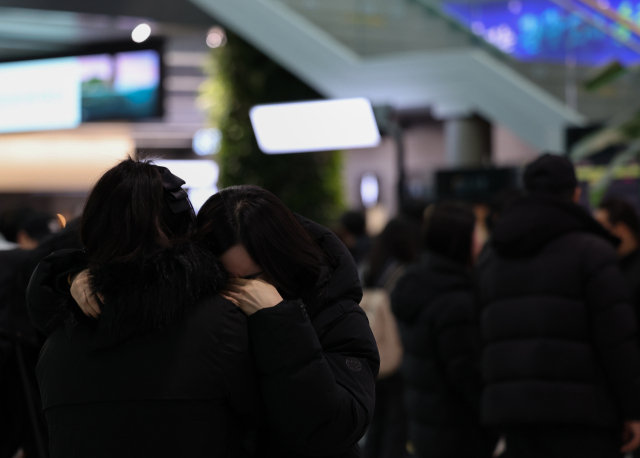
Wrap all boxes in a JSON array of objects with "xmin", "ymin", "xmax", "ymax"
[
  {"xmin": 0, "ymin": 49, "xmax": 161, "ymax": 134},
  {"xmin": 443, "ymin": 0, "xmax": 640, "ymax": 66}
]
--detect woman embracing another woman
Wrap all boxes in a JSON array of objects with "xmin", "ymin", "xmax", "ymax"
[
  {"xmin": 27, "ymin": 158, "xmax": 260, "ymax": 457},
  {"xmin": 30, "ymin": 166, "xmax": 379, "ymax": 457}
]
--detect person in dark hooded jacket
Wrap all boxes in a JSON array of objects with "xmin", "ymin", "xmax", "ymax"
[
  {"xmin": 391, "ymin": 202, "xmax": 496, "ymax": 458},
  {"xmin": 26, "ymin": 159, "xmax": 261, "ymax": 458},
  {"xmin": 477, "ymin": 154, "xmax": 640, "ymax": 458},
  {"xmin": 66, "ymin": 185, "xmax": 379, "ymax": 458},
  {"xmin": 0, "ymin": 218, "xmax": 82, "ymax": 458}
]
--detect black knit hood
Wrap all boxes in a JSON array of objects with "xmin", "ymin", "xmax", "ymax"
[
  {"xmin": 491, "ymin": 194, "xmax": 619, "ymax": 258},
  {"xmin": 60, "ymin": 243, "xmax": 226, "ymax": 348}
]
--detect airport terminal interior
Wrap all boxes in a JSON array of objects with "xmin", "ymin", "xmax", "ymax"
[{"xmin": 3, "ymin": 0, "xmax": 640, "ymax": 457}]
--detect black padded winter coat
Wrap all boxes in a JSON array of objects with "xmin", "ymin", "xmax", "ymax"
[
  {"xmin": 26, "ymin": 218, "xmax": 379, "ymax": 458},
  {"xmin": 27, "ymin": 244, "xmax": 261, "ymax": 458},
  {"xmin": 477, "ymin": 194, "xmax": 640, "ymax": 429},
  {"xmin": 250, "ymin": 217, "xmax": 379, "ymax": 458},
  {"xmin": 391, "ymin": 253, "xmax": 495, "ymax": 458}
]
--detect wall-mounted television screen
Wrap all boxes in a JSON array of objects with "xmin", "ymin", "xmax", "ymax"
[{"xmin": 0, "ymin": 46, "xmax": 162, "ymax": 134}]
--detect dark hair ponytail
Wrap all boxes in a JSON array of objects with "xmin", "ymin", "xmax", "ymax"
[
  {"xmin": 194, "ymin": 185, "xmax": 323, "ymax": 298},
  {"xmin": 80, "ymin": 157, "xmax": 195, "ymax": 263}
]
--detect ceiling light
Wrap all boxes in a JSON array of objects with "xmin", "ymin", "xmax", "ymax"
[
  {"xmin": 249, "ymin": 98, "xmax": 381, "ymax": 154},
  {"xmin": 193, "ymin": 128, "xmax": 222, "ymax": 156},
  {"xmin": 132, "ymin": 23, "xmax": 151, "ymax": 43},
  {"xmin": 206, "ymin": 27, "xmax": 227, "ymax": 48},
  {"xmin": 360, "ymin": 173, "xmax": 380, "ymax": 208}
]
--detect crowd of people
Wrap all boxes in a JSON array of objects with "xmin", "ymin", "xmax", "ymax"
[
  {"xmin": 345, "ymin": 154, "xmax": 640, "ymax": 458},
  {"xmin": 2, "ymin": 153, "xmax": 640, "ymax": 458}
]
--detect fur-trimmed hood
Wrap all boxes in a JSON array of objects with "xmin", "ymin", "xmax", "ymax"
[{"xmin": 63, "ymin": 243, "xmax": 226, "ymax": 348}]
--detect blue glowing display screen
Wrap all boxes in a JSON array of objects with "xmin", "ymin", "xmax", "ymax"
[
  {"xmin": 443, "ymin": 0, "xmax": 640, "ymax": 66},
  {"xmin": 0, "ymin": 49, "xmax": 161, "ymax": 134}
]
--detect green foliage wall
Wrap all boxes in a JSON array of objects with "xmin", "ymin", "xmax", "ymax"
[{"xmin": 199, "ymin": 32, "xmax": 343, "ymax": 225}]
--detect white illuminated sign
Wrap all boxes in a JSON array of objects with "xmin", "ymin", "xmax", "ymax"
[
  {"xmin": 360, "ymin": 172, "xmax": 380, "ymax": 208},
  {"xmin": 249, "ymin": 98, "xmax": 381, "ymax": 154},
  {"xmin": 0, "ymin": 58, "xmax": 81, "ymax": 134}
]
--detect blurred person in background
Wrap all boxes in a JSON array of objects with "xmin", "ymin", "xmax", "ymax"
[
  {"xmin": 26, "ymin": 159, "xmax": 260, "ymax": 458},
  {"xmin": 335, "ymin": 210, "xmax": 372, "ymax": 268},
  {"xmin": 360, "ymin": 218, "xmax": 420, "ymax": 458},
  {"xmin": 15, "ymin": 212, "xmax": 59, "ymax": 250},
  {"xmin": 0, "ymin": 208, "xmax": 32, "ymax": 251},
  {"xmin": 478, "ymin": 154, "xmax": 640, "ymax": 458},
  {"xmin": 0, "ymin": 210, "xmax": 59, "ymax": 345},
  {"xmin": 391, "ymin": 202, "xmax": 496, "ymax": 458},
  {"xmin": 60, "ymin": 184, "xmax": 379, "ymax": 458},
  {"xmin": 594, "ymin": 197, "xmax": 640, "ymax": 332},
  {"xmin": 0, "ymin": 210, "xmax": 59, "ymax": 458}
]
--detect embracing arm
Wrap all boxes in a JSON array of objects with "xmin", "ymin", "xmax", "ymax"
[
  {"xmin": 218, "ymin": 301, "xmax": 266, "ymax": 457},
  {"xmin": 26, "ymin": 249, "xmax": 89, "ymax": 336},
  {"xmin": 247, "ymin": 299, "xmax": 379, "ymax": 456}
]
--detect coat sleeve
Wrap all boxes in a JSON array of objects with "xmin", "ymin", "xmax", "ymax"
[
  {"xmin": 219, "ymin": 302, "xmax": 266, "ymax": 457},
  {"xmin": 582, "ymin": 237, "xmax": 640, "ymax": 420},
  {"xmin": 431, "ymin": 290, "xmax": 484, "ymax": 413},
  {"xmin": 247, "ymin": 299, "xmax": 379, "ymax": 456},
  {"xmin": 26, "ymin": 249, "xmax": 89, "ymax": 336}
]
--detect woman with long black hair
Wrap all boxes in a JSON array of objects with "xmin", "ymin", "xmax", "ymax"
[
  {"xmin": 194, "ymin": 185, "xmax": 378, "ymax": 458},
  {"xmin": 26, "ymin": 159, "xmax": 260, "ymax": 457},
  {"xmin": 65, "ymin": 184, "xmax": 378, "ymax": 458}
]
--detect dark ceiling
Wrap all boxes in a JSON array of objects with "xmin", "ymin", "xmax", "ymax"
[
  {"xmin": 0, "ymin": 0, "xmax": 214, "ymax": 26},
  {"xmin": 0, "ymin": 0, "xmax": 217, "ymax": 60}
]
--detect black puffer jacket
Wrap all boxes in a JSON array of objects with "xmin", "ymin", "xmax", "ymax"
[
  {"xmin": 391, "ymin": 253, "xmax": 494, "ymax": 458},
  {"xmin": 26, "ymin": 218, "xmax": 379, "ymax": 458},
  {"xmin": 249, "ymin": 217, "xmax": 379, "ymax": 458},
  {"xmin": 27, "ymin": 244, "xmax": 261, "ymax": 458},
  {"xmin": 478, "ymin": 195, "xmax": 640, "ymax": 429}
]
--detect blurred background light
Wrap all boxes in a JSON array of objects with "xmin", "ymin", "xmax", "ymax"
[
  {"xmin": 443, "ymin": 0, "xmax": 640, "ymax": 66},
  {"xmin": 360, "ymin": 172, "xmax": 380, "ymax": 208},
  {"xmin": 507, "ymin": 0, "xmax": 522, "ymax": 14},
  {"xmin": 0, "ymin": 58, "xmax": 81, "ymax": 134},
  {"xmin": 249, "ymin": 98, "xmax": 381, "ymax": 154},
  {"xmin": 56, "ymin": 214, "xmax": 67, "ymax": 229},
  {"xmin": 192, "ymin": 128, "xmax": 222, "ymax": 155},
  {"xmin": 0, "ymin": 124, "xmax": 133, "ymax": 192},
  {"xmin": 206, "ymin": 27, "xmax": 227, "ymax": 48},
  {"xmin": 131, "ymin": 23, "xmax": 151, "ymax": 43}
]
